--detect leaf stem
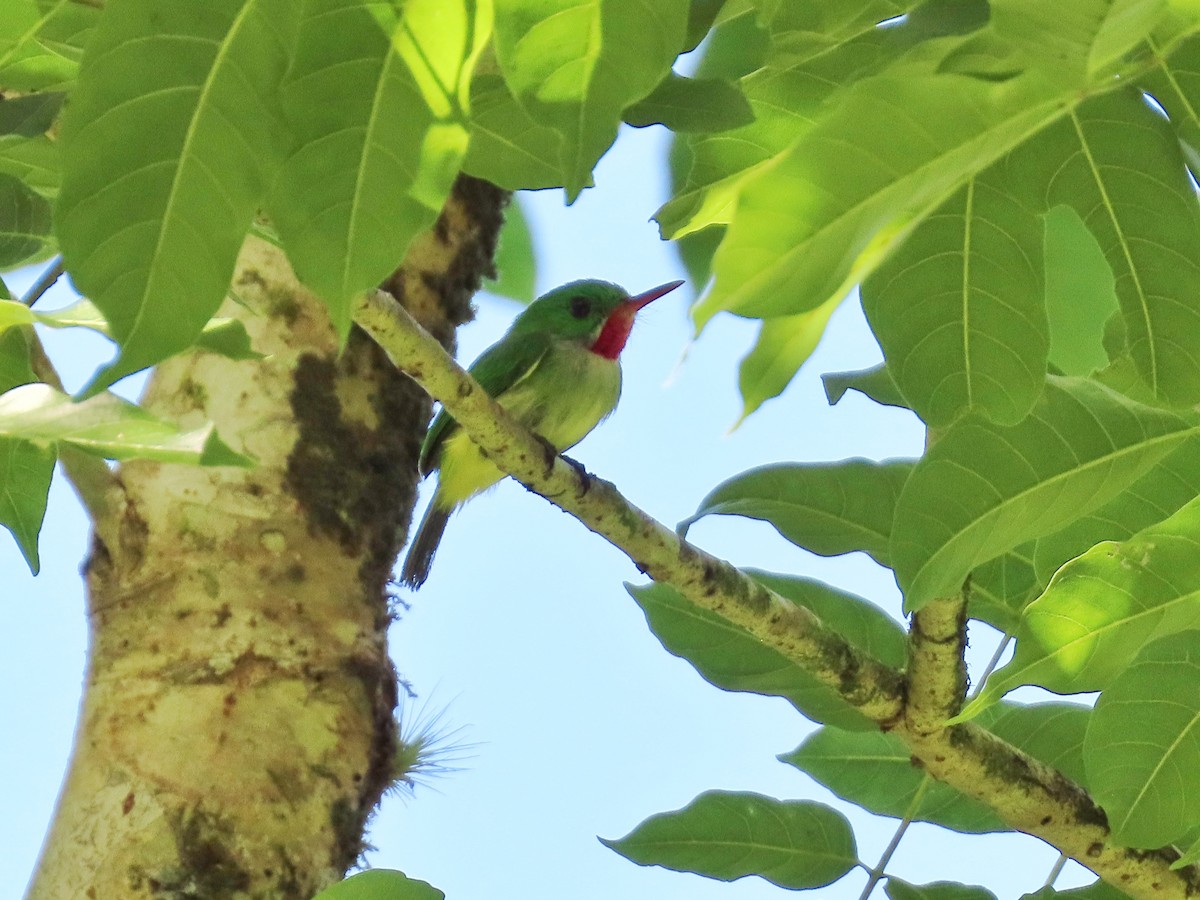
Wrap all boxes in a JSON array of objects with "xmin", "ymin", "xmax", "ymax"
[
  {"xmin": 1043, "ymin": 852, "xmax": 1069, "ymax": 889},
  {"xmin": 857, "ymin": 776, "xmax": 933, "ymax": 900},
  {"xmin": 21, "ymin": 258, "xmax": 65, "ymax": 308}
]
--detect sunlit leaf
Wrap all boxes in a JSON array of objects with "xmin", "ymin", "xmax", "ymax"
[
  {"xmin": 493, "ymin": 0, "xmax": 688, "ymax": 200},
  {"xmin": 602, "ymin": 791, "xmax": 858, "ymax": 890},
  {"xmin": 862, "ymin": 166, "xmax": 1047, "ymax": 427},
  {"xmin": 35, "ymin": 299, "xmax": 262, "ymax": 361},
  {"xmin": 680, "ymin": 458, "xmax": 915, "ymax": 566},
  {"xmin": 271, "ymin": 0, "xmax": 491, "ymax": 333},
  {"xmin": 892, "ymin": 377, "xmax": 1196, "ymax": 611},
  {"xmin": 0, "ymin": 0, "xmax": 98, "ymax": 91},
  {"xmin": 1032, "ymin": 436, "xmax": 1200, "ymax": 585},
  {"xmin": 1086, "ymin": 630, "xmax": 1200, "ymax": 847},
  {"xmin": 696, "ymin": 71, "xmax": 1064, "ymax": 330},
  {"xmin": 56, "ymin": 0, "xmax": 299, "ymax": 393},
  {"xmin": 0, "ymin": 383, "xmax": 252, "ymax": 466},
  {"xmin": 990, "ymin": 0, "xmax": 1169, "ymax": 84},
  {"xmin": 630, "ymin": 573, "xmax": 906, "ymax": 732},
  {"xmin": 462, "ymin": 71, "xmax": 564, "ymax": 191},
  {"xmin": 963, "ymin": 495, "xmax": 1200, "ymax": 716},
  {"xmin": 736, "ymin": 298, "xmax": 842, "ymax": 422}
]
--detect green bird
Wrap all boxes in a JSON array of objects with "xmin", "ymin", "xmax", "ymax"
[{"xmin": 400, "ymin": 278, "xmax": 684, "ymax": 588}]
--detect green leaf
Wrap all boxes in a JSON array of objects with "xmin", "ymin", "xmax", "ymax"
[
  {"xmin": 35, "ymin": 299, "xmax": 262, "ymax": 361},
  {"xmin": 1032, "ymin": 435, "xmax": 1200, "ymax": 585},
  {"xmin": 0, "ymin": 436, "xmax": 54, "ymax": 574},
  {"xmin": 0, "ymin": 383, "xmax": 253, "ymax": 466},
  {"xmin": 493, "ymin": 0, "xmax": 688, "ymax": 200},
  {"xmin": 695, "ymin": 70, "xmax": 1065, "ymax": 330},
  {"xmin": 601, "ymin": 791, "xmax": 858, "ymax": 890},
  {"xmin": 892, "ymin": 376, "xmax": 1197, "ymax": 612},
  {"xmin": 0, "ymin": 133, "xmax": 59, "ymax": 196},
  {"xmin": 658, "ymin": 5, "xmax": 906, "ymax": 240},
  {"xmin": 624, "ymin": 73, "xmax": 754, "ymax": 133},
  {"xmin": 886, "ymin": 877, "xmax": 998, "ymax": 900},
  {"xmin": 1021, "ymin": 881, "xmax": 1133, "ymax": 900},
  {"xmin": 1042, "ymin": 204, "xmax": 1118, "ymax": 377},
  {"xmin": 629, "ymin": 572, "xmax": 906, "ymax": 731},
  {"xmin": 0, "ymin": 325, "xmax": 36, "ymax": 392},
  {"xmin": 271, "ymin": 0, "xmax": 489, "ymax": 331},
  {"xmin": 990, "ymin": 0, "xmax": 1169, "ymax": 85},
  {"xmin": 461, "ymin": 71, "xmax": 564, "ymax": 191},
  {"xmin": 0, "ymin": 172, "xmax": 51, "ymax": 267},
  {"xmin": 968, "ymin": 544, "xmax": 1039, "ymax": 632},
  {"xmin": 679, "ymin": 458, "xmax": 915, "ymax": 566},
  {"xmin": 821, "ymin": 363, "xmax": 909, "ymax": 411},
  {"xmin": 783, "ymin": 702, "xmax": 1089, "ymax": 834},
  {"xmin": 0, "ymin": 92, "xmax": 65, "ymax": 137},
  {"xmin": 862, "ymin": 166, "xmax": 1047, "ymax": 427},
  {"xmin": 674, "ymin": 226, "xmax": 724, "ymax": 291},
  {"xmin": 311, "ymin": 869, "xmax": 444, "ymax": 900},
  {"xmin": 0, "ymin": 0, "xmax": 97, "ymax": 91},
  {"xmin": 1085, "ymin": 630, "xmax": 1200, "ymax": 847},
  {"xmin": 683, "ymin": 0, "xmax": 727, "ymax": 52},
  {"xmin": 485, "ymin": 196, "xmax": 535, "ymax": 304},
  {"xmin": 56, "ymin": 0, "xmax": 299, "ymax": 394},
  {"xmin": 1009, "ymin": 89, "xmax": 1200, "ymax": 405},
  {"xmin": 964, "ymin": 496, "xmax": 1200, "ymax": 715},
  {"xmin": 736, "ymin": 298, "xmax": 843, "ymax": 422},
  {"xmin": 0, "ymin": 299, "xmax": 35, "ymax": 332}
]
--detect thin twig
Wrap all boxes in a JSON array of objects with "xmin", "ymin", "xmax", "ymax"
[
  {"xmin": 1042, "ymin": 853, "xmax": 1069, "ymax": 889},
  {"xmin": 352, "ymin": 286, "xmax": 1200, "ymax": 900},
  {"xmin": 20, "ymin": 258, "xmax": 65, "ymax": 308},
  {"xmin": 858, "ymin": 777, "xmax": 932, "ymax": 900}
]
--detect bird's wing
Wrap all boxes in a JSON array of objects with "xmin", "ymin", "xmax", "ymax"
[{"xmin": 418, "ymin": 331, "xmax": 552, "ymax": 475}]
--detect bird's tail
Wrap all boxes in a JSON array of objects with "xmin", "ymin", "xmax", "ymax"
[{"xmin": 400, "ymin": 503, "xmax": 452, "ymax": 589}]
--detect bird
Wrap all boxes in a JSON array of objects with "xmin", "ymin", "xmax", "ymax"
[{"xmin": 400, "ymin": 278, "xmax": 685, "ymax": 588}]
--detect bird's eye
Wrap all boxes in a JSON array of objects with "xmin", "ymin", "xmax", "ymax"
[{"xmin": 569, "ymin": 295, "xmax": 592, "ymax": 319}]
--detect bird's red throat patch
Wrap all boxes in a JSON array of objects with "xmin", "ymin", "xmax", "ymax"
[{"xmin": 590, "ymin": 304, "xmax": 636, "ymax": 360}]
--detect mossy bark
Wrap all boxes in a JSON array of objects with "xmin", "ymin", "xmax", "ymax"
[{"xmin": 27, "ymin": 177, "xmax": 506, "ymax": 899}]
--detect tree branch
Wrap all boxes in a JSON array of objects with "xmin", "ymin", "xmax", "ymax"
[{"xmin": 353, "ymin": 288, "xmax": 1200, "ymax": 900}]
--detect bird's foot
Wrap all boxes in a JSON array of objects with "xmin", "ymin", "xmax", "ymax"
[{"xmin": 536, "ymin": 435, "xmax": 559, "ymax": 477}]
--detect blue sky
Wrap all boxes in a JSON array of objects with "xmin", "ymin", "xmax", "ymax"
[{"xmin": 2, "ymin": 122, "xmax": 1094, "ymax": 899}]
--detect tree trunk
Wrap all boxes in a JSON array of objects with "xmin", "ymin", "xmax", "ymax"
[{"xmin": 26, "ymin": 177, "xmax": 507, "ymax": 899}]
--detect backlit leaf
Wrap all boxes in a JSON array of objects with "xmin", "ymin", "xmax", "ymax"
[
  {"xmin": 736, "ymin": 298, "xmax": 842, "ymax": 422},
  {"xmin": 1086, "ymin": 630, "xmax": 1200, "ymax": 847},
  {"xmin": 862, "ymin": 165, "xmax": 1047, "ymax": 427},
  {"xmin": 56, "ymin": 0, "xmax": 298, "ymax": 393},
  {"xmin": 0, "ymin": 383, "xmax": 252, "ymax": 466},
  {"xmin": 271, "ymin": 0, "xmax": 491, "ymax": 332},
  {"xmin": 964, "ymin": 495, "xmax": 1200, "ymax": 715},
  {"xmin": 892, "ymin": 377, "xmax": 1196, "ymax": 611},
  {"xmin": 493, "ymin": 0, "xmax": 687, "ymax": 201}
]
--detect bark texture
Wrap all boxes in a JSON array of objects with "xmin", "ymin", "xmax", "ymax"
[{"xmin": 28, "ymin": 176, "xmax": 506, "ymax": 899}]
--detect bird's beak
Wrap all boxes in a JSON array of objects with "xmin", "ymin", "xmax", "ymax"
[{"xmin": 628, "ymin": 279, "xmax": 685, "ymax": 311}]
